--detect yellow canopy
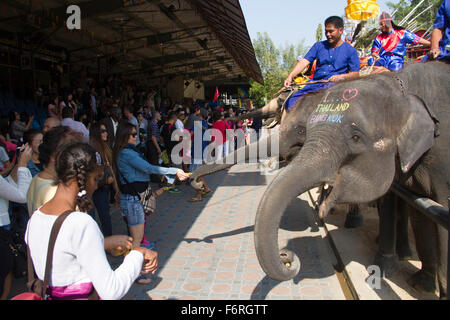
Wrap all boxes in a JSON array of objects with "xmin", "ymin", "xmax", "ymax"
[{"xmin": 345, "ymin": 0, "xmax": 380, "ymax": 21}]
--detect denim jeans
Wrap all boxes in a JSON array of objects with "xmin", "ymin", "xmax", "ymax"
[
  {"xmin": 88, "ymin": 186, "xmax": 113, "ymax": 237},
  {"xmin": 119, "ymin": 193, "xmax": 145, "ymax": 226}
]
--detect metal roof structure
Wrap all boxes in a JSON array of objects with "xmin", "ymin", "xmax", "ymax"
[{"xmin": 0, "ymin": 0, "xmax": 263, "ymax": 84}]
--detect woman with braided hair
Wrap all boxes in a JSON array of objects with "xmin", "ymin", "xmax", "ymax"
[
  {"xmin": 27, "ymin": 126, "xmax": 133, "ymax": 257},
  {"xmin": 25, "ymin": 143, "xmax": 158, "ymax": 300}
]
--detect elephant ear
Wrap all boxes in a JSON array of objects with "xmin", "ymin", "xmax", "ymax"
[{"xmin": 396, "ymin": 94, "xmax": 437, "ymax": 173}]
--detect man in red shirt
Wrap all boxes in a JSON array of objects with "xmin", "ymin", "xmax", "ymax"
[{"xmin": 211, "ymin": 110, "xmax": 230, "ymax": 161}]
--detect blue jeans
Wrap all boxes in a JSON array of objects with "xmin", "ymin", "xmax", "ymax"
[
  {"xmin": 120, "ymin": 193, "xmax": 145, "ymax": 226},
  {"xmin": 88, "ymin": 186, "xmax": 113, "ymax": 237}
]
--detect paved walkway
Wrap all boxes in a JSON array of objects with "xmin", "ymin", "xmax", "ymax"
[
  {"xmin": 8, "ymin": 163, "xmax": 346, "ymax": 300},
  {"xmin": 113, "ymin": 163, "xmax": 345, "ymax": 300}
]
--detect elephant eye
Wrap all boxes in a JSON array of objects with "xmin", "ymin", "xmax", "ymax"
[
  {"xmin": 299, "ymin": 128, "xmax": 305, "ymax": 135},
  {"xmin": 352, "ymin": 135, "xmax": 360, "ymax": 142}
]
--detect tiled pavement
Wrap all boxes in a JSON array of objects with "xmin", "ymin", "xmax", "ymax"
[
  {"xmin": 8, "ymin": 163, "xmax": 346, "ymax": 300},
  {"xmin": 115, "ymin": 163, "xmax": 345, "ymax": 300}
]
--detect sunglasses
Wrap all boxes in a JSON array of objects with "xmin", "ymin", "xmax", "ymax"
[
  {"xmin": 130, "ymin": 132, "xmax": 138, "ymax": 137},
  {"xmin": 100, "ymin": 129, "xmax": 107, "ymax": 133}
]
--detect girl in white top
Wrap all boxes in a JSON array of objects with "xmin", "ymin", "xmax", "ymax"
[{"xmin": 25, "ymin": 143, "xmax": 158, "ymax": 300}]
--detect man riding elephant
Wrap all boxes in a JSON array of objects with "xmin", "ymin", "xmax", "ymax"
[
  {"xmin": 283, "ymin": 16, "xmax": 360, "ymax": 110},
  {"xmin": 370, "ymin": 11, "xmax": 430, "ymax": 71},
  {"xmin": 233, "ymin": 16, "xmax": 361, "ymax": 128}
]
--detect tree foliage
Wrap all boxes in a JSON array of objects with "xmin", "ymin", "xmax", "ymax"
[
  {"xmin": 249, "ymin": 32, "xmax": 308, "ymax": 107},
  {"xmin": 386, "ymin": 0, "xmax": 442, "ymax": 31},
  {"xmin": 316, "ymin": 24, "xmax": 323, "ymax": 42}
]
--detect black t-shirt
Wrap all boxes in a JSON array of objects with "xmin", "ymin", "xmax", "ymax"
[{"xmin": 161, "ymin": 123, "xmax": 176, "ymax": 152}]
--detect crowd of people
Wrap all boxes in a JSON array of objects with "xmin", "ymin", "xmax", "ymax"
[
  {"xmin": 0, "ymin": 64, "xmax": 262, "ymax": 299},
  {"xmin": 0, "ymin": 0, "xmax": 448, "ymax": 300}
]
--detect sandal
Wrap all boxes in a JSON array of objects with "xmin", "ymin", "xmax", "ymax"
[
  {"xmin": 188, "ymin": 197, "xmax": 202, "ymax": 202},
  {"xmin": 201, "ymin": 190, "xmax": 211, "ymax": 196}
]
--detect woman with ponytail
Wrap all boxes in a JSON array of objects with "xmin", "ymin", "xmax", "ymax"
[{"xmin": 25, "ymin": 143, "xmax": 158, "ymax": 300}]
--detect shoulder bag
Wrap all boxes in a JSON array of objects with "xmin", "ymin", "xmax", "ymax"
[
  {"xmin": 10, "ymin": 211, "xmax": 99, "ymax": 300},
  {"xmin": 117, "ymin": 169, "xmax": 156, "ymax": 216}
]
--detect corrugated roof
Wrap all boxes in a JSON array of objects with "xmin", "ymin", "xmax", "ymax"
[{"xmin": 0, "ymin": 0, "xmax": 263, "ymax": 84}]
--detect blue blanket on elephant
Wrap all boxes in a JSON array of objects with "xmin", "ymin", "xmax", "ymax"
[
  {"xmin": 285, "ymin": 40, "xmax": 359, "ymax": 110},
  {"xmin": 285, "ymin": 81, "xmax": 336, "ymax": 110}
]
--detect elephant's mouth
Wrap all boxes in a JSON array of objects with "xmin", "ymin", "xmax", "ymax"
[{"xmin": 283, "ymin": 144, "xmax": 303, "ymax": 161}]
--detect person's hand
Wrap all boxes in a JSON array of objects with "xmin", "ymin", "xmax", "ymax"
[
  {"xmin": 284, "ymin": 75, "xmax": 294, "ymax": 88},
  {"xmin": 17, "ymin": 144, "xmax": 32, "ymax": 167},
  {"xmin": 428, "ymin": 48, "xmax": 440, "ymax": 60},
  {"xmin": 134, "ymin": 247, "xmax": 158, "ymax": 274},
  {"xmin": 104, "ymin": 235, "xmax": 133, "ymax": 252},
  {"xmin": 176, "ymin": 169, "xmax": 190, "ymax": 181}
]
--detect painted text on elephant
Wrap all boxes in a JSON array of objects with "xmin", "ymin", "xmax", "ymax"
[
  {"xmin": 314, "ymin": 102, "xmax": 350, "ymax": 113},
  {"xmin": 309, "ymin": 114, "xmax": 344, "ymax": 124}
]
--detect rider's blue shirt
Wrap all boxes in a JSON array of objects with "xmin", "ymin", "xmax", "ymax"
[
  {"xmin": 304, "ymin": 40, "xmax": 360, "ymax": 81},
  {"xmin": 285, "ymin": 40, "xmax": 360, "ymax": 110}
]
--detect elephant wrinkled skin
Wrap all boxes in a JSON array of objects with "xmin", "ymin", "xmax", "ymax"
[{"xmin": 254, "ymin": 61, "xmax": 449, "ymax": 298}]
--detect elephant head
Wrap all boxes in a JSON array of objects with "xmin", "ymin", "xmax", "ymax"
[
  {"xmin": 190, "ymin": 92, "xmax": 323, "ymax": 187},
  {"xmin": 255, "ymin": 72, "xmax": 439, "ymax": 281}
]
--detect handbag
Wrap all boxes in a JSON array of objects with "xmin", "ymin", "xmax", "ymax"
[
  {"xmin": 10, "ymin": 211, "xmax": 99, "ymax": 300},
  {"xmin": 117, "ymin": 170, "xmax": 157, "ymax": 216}
]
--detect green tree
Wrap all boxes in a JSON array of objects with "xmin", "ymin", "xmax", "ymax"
[
  {"xmin": 387, "ymin": 0, "xmax": 442, "ymax": 31},
  {"xmin": 316, "ymin": 24, "xmax": 323, "ymax": 42},
  {"xmin": 249, "ymin": 33, "xmax": 308, "ymax": 107}
]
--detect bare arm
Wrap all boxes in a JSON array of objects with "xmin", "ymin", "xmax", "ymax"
[
  {"xmin": 418, "ymin": 38, "xmax": 431, "ymax": 47},
  {"xmin": 284, "ymin": 59, "xmax": 311, "ymax": 87},
  {"xmin": 429, "ymin": 28, "xmax": 443, "ymax": 59},
  {"xmin": 329, "ymin": 71, "xmax": 360, "ymax": 83}
]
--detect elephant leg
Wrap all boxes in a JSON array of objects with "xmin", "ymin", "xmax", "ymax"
[
  {"xmin": 374, "ymin": 192, "xmax": 400, "ymax": 277},
  {"xmin": 407, "ymin": 207, "xmax": 439, "ymax": 295},
  {"xmin": 395, "ymin": 197, "xmax": 413, "ymax": 260},
  {"xmin": 344, "ymin": 204, "xmax": 364, "ymax": 229}
]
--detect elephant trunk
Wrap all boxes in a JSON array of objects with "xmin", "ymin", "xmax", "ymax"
[
  {"xmin": 190, "ymin": 135, "xmax": 275, "ymax": 187},
  {"xmin": 228, "ymin": 97, "xmax": 281, "ymax": 122},
  {"xmin": 254, "ymin": 136, "xmax": 346, "ymax": 281}
]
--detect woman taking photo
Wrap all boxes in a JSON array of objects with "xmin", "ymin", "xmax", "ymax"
[
  {"xmin": 113, "ymin": 122, "xmax": 189, "ymax": 283},
  {"xmin": 88, "ymin": 122, "xmax": 120, "ymax": 237},
  {"xmin": 23, "ymin": 129, "xmax": 44, "ymax": 177},
  {"xmin": 25, "ymin": 143, "xmax": 158, "ymax": 300},
  {"xmin": 0, "ymin": 144, "xmax": 32, "ymax": 300}
]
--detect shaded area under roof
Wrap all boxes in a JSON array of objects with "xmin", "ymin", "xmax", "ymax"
[{"xmin": 0, "ymin": 0, "xmax": 263, "ymax": 84}]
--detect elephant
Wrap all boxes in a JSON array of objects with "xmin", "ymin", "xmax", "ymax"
[
  {"xmin": 191, "ymin": 81, "xmax": 413, "ymax": 278},
  {"xmin": 254, "ymin": 60, "xmax": 449, "ymax": 298}
]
